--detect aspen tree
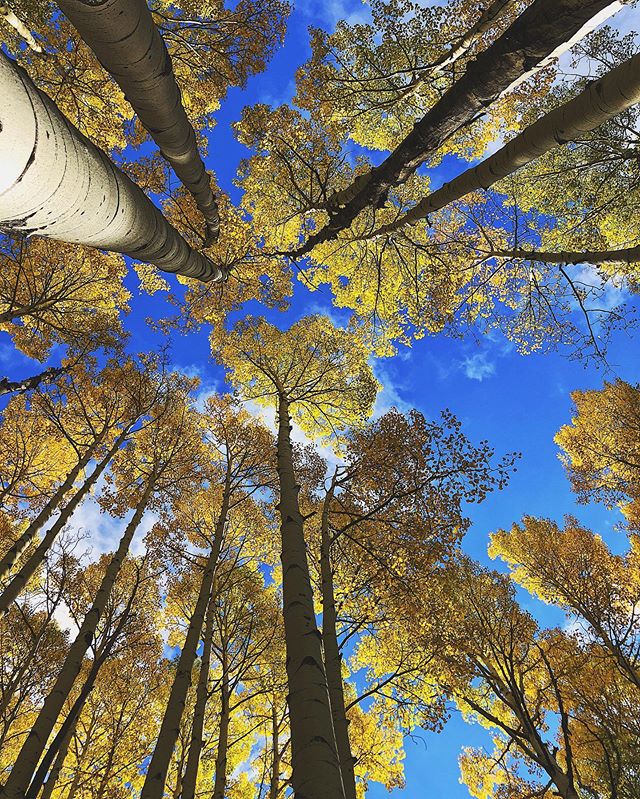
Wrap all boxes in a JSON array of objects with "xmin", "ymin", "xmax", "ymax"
[
  {"xmin": 218, "ymin": 315, "xmax": 378, "ymax": 799},
  {"xmin": 57, "ymin": 0, "xmax": 220, "ymax": 243},
  {"xmin": 369, "ymin": 53, "xmax": 640, "ymax": 237},
  {"xmin": 0, "ymin": 377, "xmax": 201, "ymax": 799},
  {"xmin": 0, "ymin": 52, "xmax": 224, "ymax": 282},
  {"xmin": 290, "ymin": 0, "xmax": 623, "ymax": 256},
  {"xmin": 141, "ymin": 395, "xmax": 274, "ymax": 799}
]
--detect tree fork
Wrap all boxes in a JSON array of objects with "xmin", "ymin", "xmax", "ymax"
[
  {"xmin": 57, "ymin": 0, "xmax": 220, "ymax": 243},
  {"xmin": 276, "ymin": 393, "xmax": 345, "ymax": 799},
  {"xmin": 0, "ymin": 52, "xmax": 224, "ymax": 282}
]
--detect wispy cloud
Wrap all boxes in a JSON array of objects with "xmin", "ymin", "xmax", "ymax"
[{"xmin": 459, "ymin": 352, "xmax": 496, "ymax": 382}]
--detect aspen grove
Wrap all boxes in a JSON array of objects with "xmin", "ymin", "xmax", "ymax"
[{"xmin": 0, "ymin": 2, "xmax": 639, "ymax": 798}]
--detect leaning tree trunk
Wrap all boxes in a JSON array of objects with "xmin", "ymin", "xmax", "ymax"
[
  {"xmin": 0, "ymin": 365, "xmax": 68, "ymax": 398},
  {"xmin": 38, "ymin": 722, "xmax": 75, "ymax": 799},
  {"xmin": 58, "ymin": 0, "xmax": 220, "ymax": 243},
  {"xmin": 276, "ymin": 393, "xmax": 345, "ymax": 799},
  {"xmin": 0, "ymin": 3, "xmax": 42, "ymax": 52},
  {"xmin": 487, "ymin": 244, "xmax": 640, "ymax": 265},
  {"xmin": 25, "ymin": 575, "xmax": 139, "ymax": 799},
  {"xmin": 0, "ymin": 429, "xmax": 128, "ymax": 613},
  {"xmin": 319, "ymin": 493, "xmax": 357, "ymax": 799},
  {"xmin": 0, "ymin": 52, "xmax": 223, "ymax": 283},
  {"xmin": 0, "ymin": 481, "xmax": 154, "ymax": 799},
  {"xmin": 372, "ymin": 52, "xmax": 640, "ymax": 236},
  {"xmin": 212, "ymin": 655, "xmax": 230, "ymax": 799},
  {"xmin": 179, "ymin": 597, "xmax": 215, "ymax": 799},
  {"xmin": 0, "ymin": 429, "xmax": 109, "ymax": 580},
  {"xmin": 293, "ymin": 0, "xmax": 621, "ymax": 256},
  {"xmin": 140, "ymin": 476, "xmax": 230, "ymax": 799}
]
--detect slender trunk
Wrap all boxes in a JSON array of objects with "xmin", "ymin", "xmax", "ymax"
[
  {"xmin": 0, "ymin": 429, "xmax": 127, "ymax": 613},
  {"xmin": 179, "ymin": 598, "xmax": 215, "ymax": 799},
  {"xmin": 276, "ymin": 393, "xmax": 345, "ymax": 799},
  {"xmin": 140, "ymin": 477, "xmax": 230, "ymax": 799},
  {"xmin": 292, "ymin": 0, "xmax": 620, "ymax": 256},
  {"xmin": 373, "ymin": 52, "xmax": 640, "ymax": 237},
  {"xmin": 269, "ymin": 704, "xmax": 281, "ymax": 799},
  {"xmin": 212, "ymin": 658, "xmax": 230, "ymax": 799},
  {"xmin": 0, "ymin": 483, "xmax": 153, "ymax": 799},
  {"xmin": 26, "ymin": 580, "xmax": 137, "ymax": 799},
  {"xmin": 39, "ymin": 720, "xmax": 75, "ymax": 799},
  {"xmin": 0, "ymin": 52, "xmax": 222, "ymax": 283},
  {"xmin": 487, "ymin": 244, "xmax": 640, "ymax": 266},
  {"xmin": 0, "ymin": 3, "xmax": 42, "ymax": 52},
  {"xmin": 320, "ymin": 494, "xmax": 357, "ymax": 799},
  {"xmin": 0, "ymin": 433, "xmax": 105, "ymax": 579},
  {"xmin": 58, "ymin": 0, "xmax": 219, "ymax": 243},
  {"xmin": 0, "ymin": 365, "xmax": 67, "ymax": 397}
]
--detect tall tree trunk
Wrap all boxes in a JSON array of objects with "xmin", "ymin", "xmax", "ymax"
[
  {"xmin": 0, "ymin": 429, "xmax": 128, "ymax": 613},
  {"xmin": 0, "ymin": 482, "xmax": 153, "ymax": 799},
  {"xmin": 269, "ymin": 704, "xmax": 281, "ymax": 799},
  {"xmin": 0, "ymin": 52, "xmax": 223, "ymax": 283},
  {"xmin": 38, "ymin": 719, "xmax": 75, "ymax": 799},
  {"xmin": 179, "ymin": 597, "xmax": 215, "ymax": 799},
  {"xmin": 0, "ymin": 3, "xmax": 42, "ymax": 52},
  {"xmin": 276, "ymin": 393, "xmax": 345, "ymax": 799},
  {"xmin": 372, "ymin": 52, "xmax": 640, "ymax": 237},
  {"xmin": 212, "ymin": 656, "xmax": 230, "ymax": 799},
  {"xmin": 0, "ymin": 431, "xmax": 107, "ymax": 579},
  {"xmin": 486, "ymin": 244, "xmax": 640, "ymax": 265},
  {"xmin": 140, "ymin": 477, "xmax": 230, "ymax": 799},
  {"xmin": 58, "ymin": 0, "xmax": 219, "ymax": 243},
  {"xmin": 292, "ymin": 0, "xmax": 621, "ymax": 256},
  {"xmin": 319, "ymin": 492, "xmax": 357, "ymax": 799},
  {"xmin": 25, "ymin": 575, "xmax": 139, "ymax": 799}
]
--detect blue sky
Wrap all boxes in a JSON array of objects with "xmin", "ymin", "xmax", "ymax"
[{"xmin": 3, "ymin": 1, "xmax": 639, "ymax": 795}]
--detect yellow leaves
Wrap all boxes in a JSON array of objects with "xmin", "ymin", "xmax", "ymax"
[
  {"xmin": 0, "ymin": 238, "xmax": 130, "ymax": 360},
  {"xmin": 555, "ymin": 380, "xmax": 640, "ymax": 520},
  {"xmin": 217, "ymin": 315, "xmax": 379, "ymax": 444},
  {"xmin": 134, "ymin": 264, "xmax": 171, "ymax": 296}
]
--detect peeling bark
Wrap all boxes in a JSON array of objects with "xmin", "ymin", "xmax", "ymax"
[
  {"xmin": 0, "ymin": 52, "xmax": 223, "ymax": 283},
  {"xmin": 276, "ymin": 394, "xmax": 345, "ymax": 799},
  {"xmin": 291, "ymin": 0, "xmax": 622, "ymax": 256},
  {"xmin": 57, "ymin": 0, "xmax": 220, "ymax": 243},
  {"xmin": 371, "ymin": 52, "xmax": 640, "ymax": 236}
]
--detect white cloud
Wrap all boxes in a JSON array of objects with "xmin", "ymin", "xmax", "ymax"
[{"xmin": 459, "ymin": 352, "xmax": 496, "ymax": 382}]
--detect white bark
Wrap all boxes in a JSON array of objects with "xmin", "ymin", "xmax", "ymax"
[
  {"xmin": 57, "ymin": 0, "xmax": 220, "ymax": 243},
  {"xmin": 0, "ymin": 52, "xmax": 223, "ymax": 282},
  {"xmin": 0, "ymin": 3, "xmax": 42, "ymax": 53},
  {"xmin": 373, "ymin": 52, "xmax": 640, "ymax": 237}
]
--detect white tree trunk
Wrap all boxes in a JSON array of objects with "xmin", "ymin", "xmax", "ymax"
[
  {"xmin": 0, "ymin": 52, "xmax": 223, "ymax": 283},
  {"xmin": 373, "ymin": 52, "xmax": 640, "ymax": 236},
  {"xmin": 0, "ymin": 3, "xmax": 41, "ymax": 52},
  {"xmin": 57, "ymin": 0, "xmax": 220, "ymax": 243}
]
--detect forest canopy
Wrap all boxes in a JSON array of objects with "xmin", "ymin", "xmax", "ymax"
[{"xmin": 0, "ymin": 1, "xmax": 639, "ymax": 798}]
